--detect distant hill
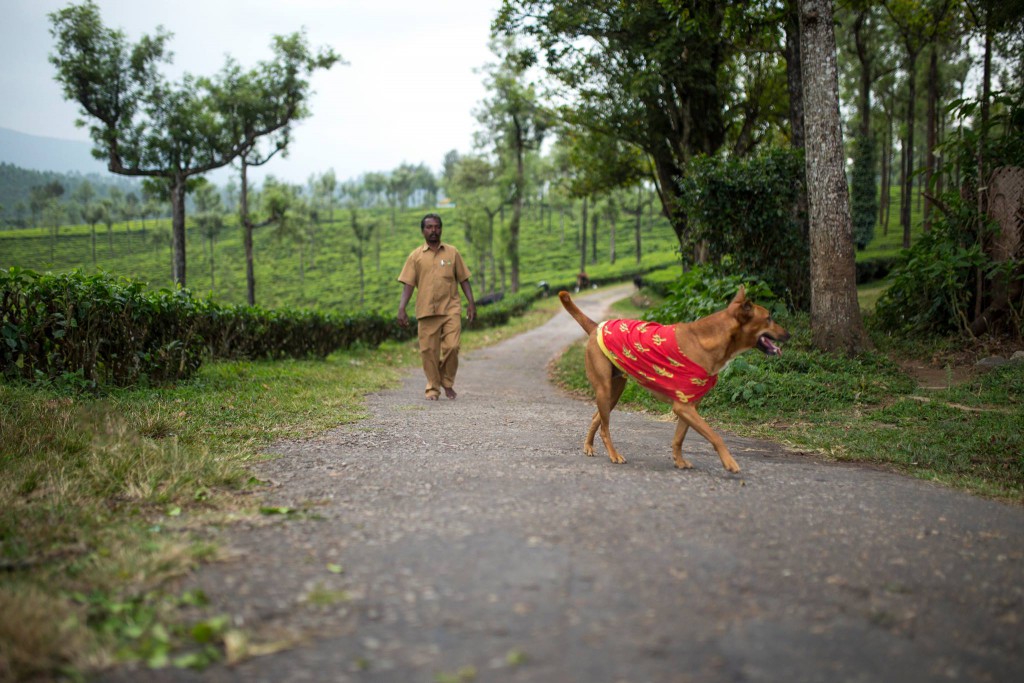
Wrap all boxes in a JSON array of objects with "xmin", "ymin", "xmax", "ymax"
[
  {"xmin": 0, "ymin": 162, "xmax": 145, "ymax": 227},
  {"xmin": 0, "ymin": 127, "xmax": 108, "ymax": 176}
]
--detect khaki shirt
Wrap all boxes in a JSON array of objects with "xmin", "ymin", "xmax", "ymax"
[{"xmin": 398, "ymin": 243, "xmax": 472, "ymax": 318}]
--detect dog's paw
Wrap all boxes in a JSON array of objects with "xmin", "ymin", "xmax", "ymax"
[
  {"xmin": 583, "ymin": 444, "xmax": 596, "ymax": 457},
  {"xmin": 673, "ymin": 457, "xmax": 694, "ymax": 469}
]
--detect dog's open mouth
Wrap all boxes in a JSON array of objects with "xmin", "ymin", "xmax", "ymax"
[{"xmin": 757, "ymin": 334, "xmax": 783, "ymax": 356}]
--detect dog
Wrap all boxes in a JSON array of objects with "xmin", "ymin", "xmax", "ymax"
[{"xmin": 559, "ymin": 287, "xmax": 789, "ymax": 473}]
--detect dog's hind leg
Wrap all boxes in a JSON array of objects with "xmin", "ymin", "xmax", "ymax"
[
  {"xmin": 584, "ymin": 375, "xmax": 627, "ymax": 458},
  {"xmin": 671, "ymin": 418, "xmax": 693, "ymax": 469},
  {"xmin": 593, "ymin": 376, "xmax": 628, "ymax": 464}
]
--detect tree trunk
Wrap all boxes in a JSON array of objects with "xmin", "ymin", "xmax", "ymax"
[
  {"xmin": 799, "ymin": 0, "xmax": 870, "ymax": 355},
  {"xmin": 785, "ymin": 0, "xmax": 805, "ymax": 150},
  {"xmin": 635, "ymin": 185, "xmax": 643, "ymax": 265},
  {"xmin": 901, "ymin": 47, "xmax": 918, "ymax": 249},
  {"xmin": 170, "ymin": 176, "xmax": 187, "ymax": 286},
  {"xmin": 924, "ymin": 45, "xmax": 939, "ymax": 232},
  {"xmin": 609, "ymin": 201, "xmax": 617, "ymax": 265},
  {"xmin": 785, "ymin": 0, "xmax": 810, "ymax": 259},
  {"xmin": 241, "ymin": 160, "xmax": 257, "ymax": 306},
  {"xmin": 591, "ymin": 210, "xmax": 598, "ymax": 264},
  {"xmin": 579, "ymin": 197, "xmax": 588, "ymax": 275},
  {"xmin": 509, "ymin": 121, "xmax": 524, "ymax": 294},
  {"xmin": 209, "ymin": 233, "xmax": 215, "ymax": 293}
]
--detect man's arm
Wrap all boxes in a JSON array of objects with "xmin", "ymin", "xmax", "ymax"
[
  {"xmin": 397, "ymin": 283, "xmax": 415, "ymax": 327},
  {"xmin": 460, "ymin": 279, "xmax": 476, "ymax": 323}
]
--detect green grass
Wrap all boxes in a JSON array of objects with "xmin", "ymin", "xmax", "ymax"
[
  {"xmin": 857, "ymin": 183, "xmax": 925, "ymax": 261},
  {"xmin": 0, "ymin": 205, "xmax": 682, "ymax": 314}
]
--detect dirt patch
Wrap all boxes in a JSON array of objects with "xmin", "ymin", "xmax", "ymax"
[{"xmin": 898, "ymin": 337, "xmax": 1024, "ymax": 390}]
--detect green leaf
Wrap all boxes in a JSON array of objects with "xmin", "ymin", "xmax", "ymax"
[{"xmin": 259, "ymin": 506, "xmax": 296, "ymax": 516}]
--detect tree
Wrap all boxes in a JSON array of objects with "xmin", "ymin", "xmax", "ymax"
[
  {"xmin": 28, "ymin": 181, "xmax": 64, "ymax": 230},
  {"xmin": 882, "ymin": 0, "xmax": 956, "ymax": 248},
  {"xmin": 346, "ymin": 205, "xmax": 378, "ymax": 306},
  {"xmin": 476, "ymin": 37, "xmax": 551, "ymax": 293},
  {"xmin": 260, "ymin": 177, "xmax": 311, "ymax": 286},
  {"xmin": 799, "ymin": 0, "xmax": 870, "ymax": 354},
  {"xmin": 49, "ymin": 0, "xmax": 340, "ymax": 287},
  {"xmin": 42, "ymin": 201, "xmax": 66, "ymax": 263},
  {"xmin": 495, "ymin": 1, "xmax": 782, "ymax": 252},
  {"xmin": 840, "ymin": 1, "xmax": 895, "ymax": 249},
  {"xmin": 449, "ymin": 155, "xmax": 504, "ymax": 295},
  {"xmin": 192, "ymin": 181, "xmax": 226, "ymax": 292},
  {"xmin": 99, "ymin": 197, "xmax": 118, "ymax": 258}
]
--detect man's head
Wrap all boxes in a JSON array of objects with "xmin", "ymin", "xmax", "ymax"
[{"xmin": 421, "ymin": 213, "xmax": 442, "ymax": 245}]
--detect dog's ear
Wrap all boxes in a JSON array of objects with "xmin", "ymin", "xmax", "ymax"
[{"xmin": 730, "ymin": 286, "xmax": 747, "ymax": 305}]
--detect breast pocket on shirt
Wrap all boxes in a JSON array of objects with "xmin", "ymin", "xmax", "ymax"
[{"xmin": 437, "ymin": 259, "xmax": 456, "ymax": 281}]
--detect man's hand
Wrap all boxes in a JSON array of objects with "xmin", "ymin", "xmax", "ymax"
[
  {"xmin": 466, "ymin": 302, "xmax": 476, "ymax": 324},
  {"xmin": 397, "ymin": 308, "xmax": 409, "ymax": 327}
]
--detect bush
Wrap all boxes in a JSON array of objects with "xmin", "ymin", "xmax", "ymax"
[
  {"xmin": 641, "ymin": 265, "xmax": 783, "ymax": 323},
  {"xmin": 872, "ymin": 199, "xmax": 991, "ymax": 337},
  {"xmin": 0, "ymin": 268, "xmax": 204, "ymax": 388},
  {"xmin": 675, "ymin": 149, "xmax": 809, "ymax": 309},
  {"xmin": 1, "ymin": 268, "xmax": 546, "ymax": 389}
]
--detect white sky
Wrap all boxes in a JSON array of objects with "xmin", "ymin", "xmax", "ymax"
[{"xmin": 0, "ymin": 0, "xmax": 504, "ymax": 185}]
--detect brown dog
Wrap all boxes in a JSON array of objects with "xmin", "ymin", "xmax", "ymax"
[{"xmin": 559, "ymin": 287, "xmax": 789, "ymax": 472}]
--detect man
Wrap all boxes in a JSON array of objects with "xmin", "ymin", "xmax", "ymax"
[{"xmin": 397, "ymin": 213, "xmax": 476, "ymax": 400}]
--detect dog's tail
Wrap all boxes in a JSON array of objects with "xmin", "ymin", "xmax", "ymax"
[{"xmin": 558, "ymin": 290, "xmax": 598, "ymax": 335}]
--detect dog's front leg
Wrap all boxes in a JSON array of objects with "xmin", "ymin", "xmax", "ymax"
[
  {"xmin": 671, "ymin": 418, "xmax": 693, "ymax": 469},
  {"xmin": 671, "ymin": 402, "xmax": 740, "ymax": 473}
]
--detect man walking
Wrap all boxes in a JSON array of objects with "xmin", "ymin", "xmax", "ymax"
[{"xmin": 397, "ymin": 213, "xmax": 476, "ymax": 400}]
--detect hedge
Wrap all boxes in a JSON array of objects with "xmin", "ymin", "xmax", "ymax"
[{"xmin": 0, "ymin": 268, "xmax": 542, "ymax": 389}]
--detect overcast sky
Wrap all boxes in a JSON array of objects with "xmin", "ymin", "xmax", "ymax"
[{"xmin": 0, "ymin": 0, "xmax": 504, "ymax": 185}]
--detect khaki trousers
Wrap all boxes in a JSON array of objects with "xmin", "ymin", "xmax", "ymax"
[{"xmin": 416, "ymin": 312, "xmax": 462, "ymax": 398}]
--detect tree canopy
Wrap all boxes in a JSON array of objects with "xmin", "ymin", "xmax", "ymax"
[{"xmin": 48, "ymin": 0, "xmax": 341, "ymax": 287}]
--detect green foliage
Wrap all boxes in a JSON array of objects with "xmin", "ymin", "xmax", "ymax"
[
  {"xmin": 874, "ymin": 86, "xmax": 1024, "ymax": 337},
  {"xmin": 872, "ymin": 196, "xmax": 996, "ymax": 338},
  {"xmin": 0, "ymin": 268, "xmax": 386, "ymax": 388},
  {"xmin": 850, "ymin": 134, "xmax": 878, "ymax": 250},
  {"xmin": 1, "ymin": 267, "xmax": 205, "ymax": 388},
  {"xmin": 641, "ymin": 264, "xmax": 783, "ymax": 324},
  {"xmin": 675, "ymin": 149, "xmax": 809, "ymax": 308},
  {"xmin": 0, "ymin": 268, "xmax": 561, "ymax": 389}
]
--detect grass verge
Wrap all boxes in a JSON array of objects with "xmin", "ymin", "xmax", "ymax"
[{"xmin": 0, "ymin": 298, "xmax": 561, "ymax": 680}]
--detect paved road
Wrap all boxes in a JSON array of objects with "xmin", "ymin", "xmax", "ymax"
[{"xmin": 104, "ymin": 285, "xmax": 1024, "ymax": 683}]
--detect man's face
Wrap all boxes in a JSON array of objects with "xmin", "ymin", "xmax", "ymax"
[{"xmin": 422, "ymin": 218, "xmax": 442, "ymax": 244}]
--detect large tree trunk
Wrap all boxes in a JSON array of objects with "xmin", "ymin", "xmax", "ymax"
[
  {"xmin": 799, "ymin": 0, "xmax": 870, "ymax": 355},
  {"xmin": 170, "ymin": 176, "xmax": 187, "ymax": 286}
]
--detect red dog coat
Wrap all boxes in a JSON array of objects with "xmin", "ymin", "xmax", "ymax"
[{"xmin": 596, "ymin": 319, "xmax": 717, "ymax": 403}]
